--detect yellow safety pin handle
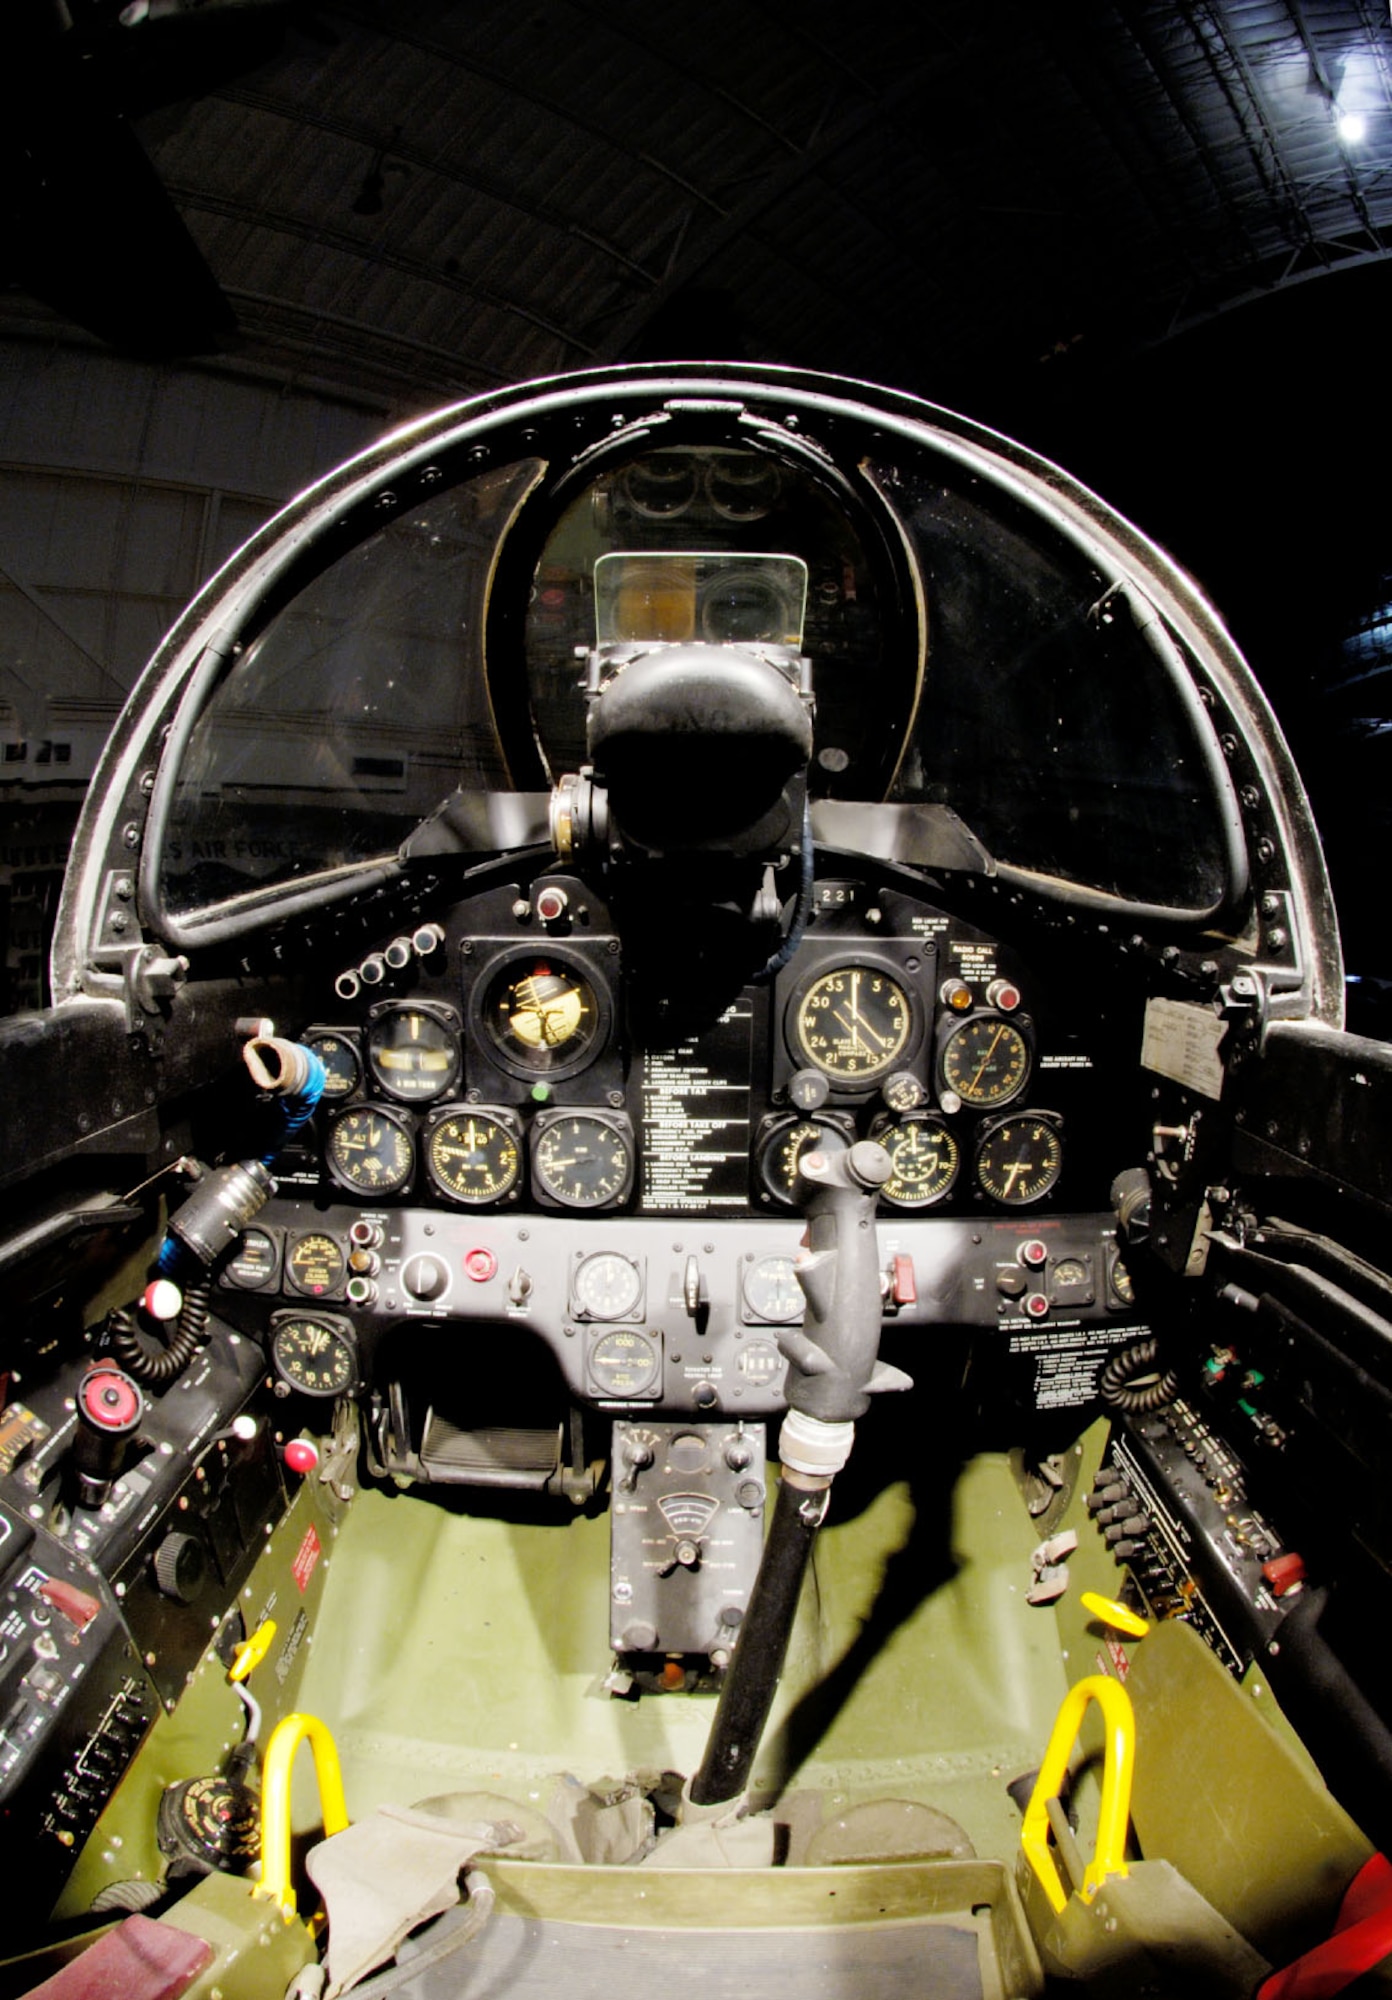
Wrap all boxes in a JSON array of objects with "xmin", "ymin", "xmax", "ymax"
[
  {"xmin": 228, "ymin": 1618, "xmax": 277, "ymax": 1683},
  {"xmin": 1021, "ymin": 1674, "xmax": 1136, "ymax": 1915},
  {"xmin": 255, "ymin": 1711, "xmax": 350, "ymax": 1920}
]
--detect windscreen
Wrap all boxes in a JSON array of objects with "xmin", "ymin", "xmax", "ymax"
[
  {"xmin": 869, "ymin": 457, "xmax": 1234, "ymax": 910},
  {"xmin": 159, "ymin": 462, "xmax": 541, "ymax": 916}
]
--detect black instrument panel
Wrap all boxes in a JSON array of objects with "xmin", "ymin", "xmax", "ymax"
[
  {"xmin": 280, "ymin": 866, "xmax": 1118, "ymax": 1225},
  {"xmin": 208, "ymin": 859, "xmax": 1154, "ymax": 1426}
]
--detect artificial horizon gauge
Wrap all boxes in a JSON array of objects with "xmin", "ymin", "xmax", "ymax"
[
  {"xmin": 879, "ymin": 1114, "xmax": 961, "ymax": 1208},
  {"xmin": 756, "ymin": 1114, "xmax": 851, "ymax": 1206},
  {"xmin": 285, "ymin": 1232, "xmax": 347, "ymax": 1297},
  {"xmin": 974, "ymin": 1114, "xmax": 1063, "ymax": 1206},
  {"xmin": 365, "ymin": 1006, "xmax": 460, "ymax": 1102},
  {"xmin": 325, "ymin": 1105, "xmax": 414, "ymax": 1196},
  {"xmin": 532, "ymin": 1112, "xmax": 634, "ymax": 1209},
  {"xmin": 305, "ymin": 1030, "xmax": 361, "ymax": 1099},
  {"xmin": 939, "ymin": 1014, "xmax": 1031, "ymax": 1108},
  {"xmin": 485, "ymin": 957, "xmax": 602, "ymax": 1075},
  {"xmin": 790, "ymin": 963, "xmax": 915, "ymax": 1084},
  {"xmin": 270, "ymin": 1315, "xmax": 356, "ymax": 1397},
  {"xmin": 573, "ymin": 1250, "xmax": 643, "ymax": 1319},
  {"xmin": 424, "ymin": 1108, "xmax": 521, "ymax": 1205}
]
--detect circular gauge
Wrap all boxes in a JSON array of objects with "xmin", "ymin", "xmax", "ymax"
[
  {"xmin": 533, "ymin": 1114, "xmax": 633, "ymax": 1209},
  {"xmin": 484, "ymin": 958, "xmax": 603, "ymax": 1078},
  {"xmin": 271, "ymin": 1316, "xmax": 356, "ymax": 1397},
  {"xmin": 742, "ymin": 1254, "xmax": 804, "ymax": 1323},
  {"xmin": 285, "ymin": 1232, "xmax": 347, "ymax": 1298},
  {"xmin": 223, "ymin": 1228, "xmax": 279, "ymax": 1290},
  {"xmin": 939, "ymin": 1015, "xmax": 1031, "ymax": 1108},
  {"xmin": 365, "ymin": 1007, "xmax": 460, "ymax": 1103},
  {"xmin": 880, "ymin": 1116, "xmax": 961, "ymax": 1208},
  {"xmin": 305, "ymin": 1031, "xmax": 360, "ymax": 1100},
  {"xmin": 325, "ymin": 1106, "xmax": 414, "ymax": 1197},
  {"xmin": 757, "ymin": 1115, "xmax": 849, "ymax": 1206},
  {"xmin": 573, "ymin": 1251, "xmax": 643, "ymax": 1319},
  {"xmin": 424, "ymin": 1109, "xmax": 521, "ymax": 1206},
  {"xmin": 882, "ymin": 1070, "xmax": 927, "ymax": 1113},
  {"xmin": 975, "ymin": 1116, "xmax": 1064, "ymax": 1207},
  {"xmin": 589, "ymin": 1329, "xmax": 660, "ymax": 1397},
  {"xmin": 790, "ymin": 964, "xmax": 915, "ymax": 1084}
]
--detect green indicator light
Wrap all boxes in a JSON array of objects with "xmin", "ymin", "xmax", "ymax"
[{"xmin": 530, "ymin": 1082, "xmax": 552, "ymax": 1103}]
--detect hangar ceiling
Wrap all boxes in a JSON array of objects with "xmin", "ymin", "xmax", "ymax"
[
  {"xmin": 4, "ymin": 0, "xmax": 1392, "ymax": 1017},
  {"xmin": 5, "ymin": 0, "xmax": 1392, "ymax": 414}
]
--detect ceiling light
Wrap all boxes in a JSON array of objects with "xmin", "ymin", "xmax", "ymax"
[{"xmin": 1338, "ymin": 109, "xmax": 1367, "ymax": 143}]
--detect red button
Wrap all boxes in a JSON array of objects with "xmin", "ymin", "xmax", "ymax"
[
  {"xmin": 464, "ymin": 1248, "xmax": 498, "ymax": 1282},
  {"xmin": 79, "ymin": 1368, "xmax": 143, "ymax": 1432},
  {"xmin": 1020, "ymin": 1239, "xmax": 1048, "ymax": 1268},
  {"xmin": 1025, "ymin": 1293, "xmax": 1050, "ymax": 1318},
  {"xmin": 284, "ymin": 1439, "xmax": 319, "ymax": 1476},
  {"xmin": 892, "ymin": 1254, "xmax": 917, "ymax": 1305}
]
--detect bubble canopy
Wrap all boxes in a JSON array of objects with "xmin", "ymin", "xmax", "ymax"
[{"xmin": 54, "ymin": 366, "xmax": 1335, "ymax": 1017}]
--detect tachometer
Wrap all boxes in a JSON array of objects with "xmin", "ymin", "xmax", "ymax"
[
  {"xmin": 939, "ymin": 1014, "xmax": 1030, "ymax": 1109},
  {"xmin": 423, "ymin": 1108, "xmax": 521, "ymax": 1205},
  {"xmin": 532, "ymin": 1112, "xmax": 633, "ymax": 1209},
  {"xmin": 365, "ymin": 1005, "xmax": 460, "ymax": 1103},
  {"xmin": 325, "ymin": 1106, "xmax": 414, "ymax": 1197},
  {"xmin": 879, "ymin": 1115, "xmax": 960, "ymax": 1208},
  {"xmin": 790, "ymin": 964, "xmax": 915, "ymax": 1084},
  {"xmin": 974, "ymin": 1114, "xmax": 1063, "ymax": 1206}
]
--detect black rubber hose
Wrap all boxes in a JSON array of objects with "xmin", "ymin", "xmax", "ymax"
[
  {"xmin": 1098, "ymin": 1336, "xmax": 1178, "ymax": 1413},
  {"xmin": 687, "ymin": 1475, "xmax": 828, "ymax": 1807},
  {"xmin": 106, "ymin": 1281, "xmax": 211, "ymax": 1386}
]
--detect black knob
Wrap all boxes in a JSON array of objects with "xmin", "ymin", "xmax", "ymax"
[
  {"xmin": 402, "ymin": 1254, "xmax": 450, "ymax": 1302},
  {"xmin": 153, "ymin": 1532, "xmax": 206, "ymax": 1604}
]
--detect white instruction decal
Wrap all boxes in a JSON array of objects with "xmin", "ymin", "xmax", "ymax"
[{"xmin": 1141, "ymin": 998, "xmax": 1227, "ymax": 1100}]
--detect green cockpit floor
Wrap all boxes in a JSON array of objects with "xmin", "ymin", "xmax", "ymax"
[{"xmin": 293, "ymin": 1449, "xmax": 1073, "ymax": 1870}]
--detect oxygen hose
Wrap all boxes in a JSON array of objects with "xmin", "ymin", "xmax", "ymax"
[
  {"xmin": 687, "ymin": 1138, "xmax": 905, "ymax": 1810},
  {"xmin": 124, "ymin": 1036, "xmax": 324, "ymax": 1381}
]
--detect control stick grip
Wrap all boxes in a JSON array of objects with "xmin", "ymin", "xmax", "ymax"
[{"xmin": 785, "ymin": 1139, "xmax": 892, "ymax": 1424}]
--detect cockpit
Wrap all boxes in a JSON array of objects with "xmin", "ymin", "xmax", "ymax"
[{"xmin": 4, "ymin": 365, "xmax": 1387, "ymax": 1999}]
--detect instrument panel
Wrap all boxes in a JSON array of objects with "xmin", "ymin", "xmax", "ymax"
[
  {"xmin": 280, "ymin": 868, "xmax": 1102, "ymax": 1222},
  {"xmin": 209, "ymin": 860, "xmax": 1151, "ymax": 1429}
]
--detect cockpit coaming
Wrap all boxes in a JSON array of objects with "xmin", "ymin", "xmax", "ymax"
[{"xmin": 4, "ymin": 367, "xmax": 1389, "ymax": 1999}]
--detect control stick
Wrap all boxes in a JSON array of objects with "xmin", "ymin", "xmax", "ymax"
[{"xmin": 686, "ymin": 1139, "xmax": 907, "ymax": 1811}]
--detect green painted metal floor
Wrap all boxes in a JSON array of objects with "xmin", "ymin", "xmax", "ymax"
[{"xmin": 294, "ymin": 1450, "xmax": 1074, "ymax": 1871}]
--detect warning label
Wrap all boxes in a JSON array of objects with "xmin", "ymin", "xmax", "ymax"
[{"xmin": 292, "ymin": 1523, "xmax": 321, "ymax": 1594}]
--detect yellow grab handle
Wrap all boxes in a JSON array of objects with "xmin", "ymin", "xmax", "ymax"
[
  {"xmin": 255, "ymin": 1711, "xmax": 350, "ymax": 1919},
  {"xmin": 1021, "ymin": 1674, "xmax": 1135, "ymax": 1915}
]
